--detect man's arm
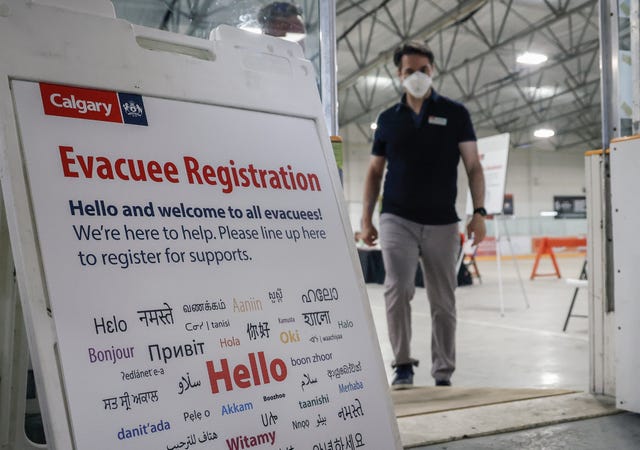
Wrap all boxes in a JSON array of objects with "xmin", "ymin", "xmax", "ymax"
[
  {"xmin": 360, "ymin": 155, "xmax": 386, "ymax": 246},
  {"xmin": 459, "ymin": 140, "xmax": 486, "ymax": 244}
]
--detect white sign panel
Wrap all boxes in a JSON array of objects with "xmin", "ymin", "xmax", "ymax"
[
  {"xmin": 12, "ymin": 80, "xmax": 398, "ymax": 449},
  {"xmin": 611, "ymin": 136, "xmax": 640, "ymax": 414},
  {"xmin": 466, "ymin": 133, "xmax": 510, "ymax": 215}
]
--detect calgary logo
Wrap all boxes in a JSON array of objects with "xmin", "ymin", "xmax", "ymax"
[{"xmin": 39, "ymin": 83, "xmax": 148, "ymax": 126}]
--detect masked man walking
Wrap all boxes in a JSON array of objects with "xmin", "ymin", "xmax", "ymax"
[{"xmin": 361, "ymin": 41, "xmax": 486, "ymax": 389}]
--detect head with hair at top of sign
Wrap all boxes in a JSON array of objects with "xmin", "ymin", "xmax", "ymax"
[{"xmin": 257, "ymin": 2, "xmax": 305, "ymax": 44}]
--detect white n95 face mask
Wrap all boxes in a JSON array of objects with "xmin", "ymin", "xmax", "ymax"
[{"xmin": 402, "ymin": 71, "xmax": 432, "ymax": 98}]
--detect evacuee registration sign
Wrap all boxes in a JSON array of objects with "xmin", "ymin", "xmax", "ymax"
[{"xmin": 12, "ymin": 80, "xmax": 398, "ymax": 450}]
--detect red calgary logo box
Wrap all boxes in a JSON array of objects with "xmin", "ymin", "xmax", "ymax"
[{"xmin": 40, "ymin": 83, "xmax": 124, "ymax": 123}]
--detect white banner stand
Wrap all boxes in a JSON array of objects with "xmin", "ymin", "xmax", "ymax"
[
  {"xmin": 466, "ymin": 133, "xmax": 527, "ymax": 314},
  {"xmin": 494, "ymin": 215, "xmax": 505, "ymax": 316},
  {"xmin": 0, "ymin": 1, "xmax": 401, "ymax": 449},
  {"xmin": 466, "ymin": 133, "xmax": 511, "ymax": 216},
  {"xmin": 493, "ymin": 215, "xmax": 530, "ymax": 316}
]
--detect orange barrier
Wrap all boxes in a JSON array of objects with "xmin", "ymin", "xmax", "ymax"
[{"xmin": 530, "ymin": 237, "xmax": 587, "ymax": 279}]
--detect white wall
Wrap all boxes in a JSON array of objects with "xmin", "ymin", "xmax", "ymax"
[
  {"xmin": 340, "ymin": 122, "xmax": 587, "ymax": 232},
  {"xmin": 505, "ymin": 147, "xmax": 587, "ymax": 217}
]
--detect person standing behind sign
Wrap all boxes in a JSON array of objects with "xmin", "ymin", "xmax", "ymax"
[
  {"xmin": 360, "ymin": 41, "xmax": 486, "ymax": 389},
  {"xmin": 258, "ymin": 2, "xmax": 306, "ymax": 43}
]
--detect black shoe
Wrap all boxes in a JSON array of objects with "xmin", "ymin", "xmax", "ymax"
[
  {"xmin": 435, "ymin": 379, "xmax": 451, "ymax": 387},
  {"xmin": 391, "ymin": 364, "xmax": 414, "ymax": 390}
]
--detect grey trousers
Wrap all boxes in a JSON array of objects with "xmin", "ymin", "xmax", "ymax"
[{"xmin": 379, "ymin": 213, "xmax": 459, "ymax": 381}]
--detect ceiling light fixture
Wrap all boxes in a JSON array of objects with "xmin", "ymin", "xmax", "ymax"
[
  {"xmin": 534, "ymin": 128, "xmax": 555, "ymax": 138},
  {"xmin": 516, "ymin": 52, "xmax": 548, "ymax": 65},
  {"xmin": 370, "ymin": 123, "xmax": 378, "ymax": 130}
]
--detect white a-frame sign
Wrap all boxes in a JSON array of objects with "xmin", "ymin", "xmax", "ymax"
[{"xmin": 0, "ymin": 1, "xmax": 401, "ymax": 449}]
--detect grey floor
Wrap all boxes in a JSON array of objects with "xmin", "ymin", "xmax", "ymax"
[
  {"xmin": 368, "ymin": 255, "xmax": 589, "ymax": 390},
  {"xmin": 419, "ymin": 413, "xmax": 640, "ymax": 450},
  {"xmin": 365, "ymin": 254, "xmax": 640, "ymax": 449}
]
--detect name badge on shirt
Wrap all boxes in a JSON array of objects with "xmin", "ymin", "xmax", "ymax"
[{"xmin": 428, "ymin": 115, "xmax": 447, "ymax": 126}]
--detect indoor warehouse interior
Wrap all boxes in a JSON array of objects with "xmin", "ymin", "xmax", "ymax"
[{"xmin": 1, "ymin": 1, "xmax": 640, "ymax": 449}]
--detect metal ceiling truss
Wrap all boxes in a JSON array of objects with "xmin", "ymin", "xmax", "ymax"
[{"xmin": 337, "ymin": 0, "xmax": 601, "ymax": 151}]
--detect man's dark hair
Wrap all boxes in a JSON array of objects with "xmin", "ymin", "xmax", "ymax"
[
  {"xmin": 258, "ymin": 2, "xmax": 303, "ymax": 26},
  {"xmin": 393, "ymin": 41, "xmax": 435, "ymax": 68}
]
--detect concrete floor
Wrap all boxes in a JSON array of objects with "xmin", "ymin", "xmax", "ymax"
[
  {"xmin": 366, "ymin": 254, "xmax": 640, "ymax": 449},
  {"xmin": 418, "ymin": 413, "xmax": 640, "ymax": 450},
  {"xmin": 368, "ymin": 255, "xmax": 589, "ymax": 390}
]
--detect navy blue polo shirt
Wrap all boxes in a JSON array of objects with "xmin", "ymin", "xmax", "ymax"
[{"xmin": 372, "ymin": 90, "xmax": 476, "ymax": 225}]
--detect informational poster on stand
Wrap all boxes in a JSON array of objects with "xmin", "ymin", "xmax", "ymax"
[
  {"xmin": 466, "ymin": 133, "xmax": 510, "ymax": 216},
  {"xmin": 12, "ymin": 80, "xmax": 398, "ymax": 449}
]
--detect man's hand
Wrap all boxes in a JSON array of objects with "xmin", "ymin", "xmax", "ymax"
[
  {"xmin": 361, "ymin": 223, "xmax": 379, "ymax": 247},
  {"xmin": 460, "ymin": 140, "xmax": 487, "ymax": 245},
  {"xmin": 466, "ymin": 214, "xmax": 486, "ymax": 245},
  {"xmin": 360, "ymin": 155, "xmax": 385, "ymax": 247}
]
